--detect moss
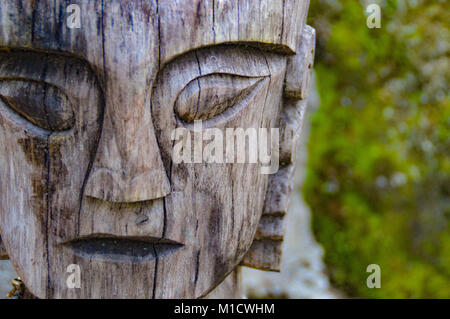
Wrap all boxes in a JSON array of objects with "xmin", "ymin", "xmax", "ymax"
[{"xmin": 305, "ymin": 0, "xmax": 449, "ymax": 298}]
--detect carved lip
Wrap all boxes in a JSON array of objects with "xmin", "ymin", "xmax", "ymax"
[{"xmin": 63, "ymin": 234, "xmax": 183, "ymax": 263}]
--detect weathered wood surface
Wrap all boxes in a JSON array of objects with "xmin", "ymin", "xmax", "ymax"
[
  {"xmin": 241, "ymin": 25, "xmax": 316, "ymax": 271},
  {"xmin": 4, "ymin": 268, "xmax": 242, "ymax": 299},
  {"xmin": 204, "ymin": 268, "xmax": 242, "ymax": 299},
  {"xmin": 0, "ymin": 236, "xmax": 7, "ymax": 260},
  {"xmin": 0, "ymin": 0, "xmax": 313, "ymax": 298}
]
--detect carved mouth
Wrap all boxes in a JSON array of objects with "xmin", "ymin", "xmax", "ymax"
[{"xmin": 63, "ymin": 235, "xmax": 183, "ymax": 263}]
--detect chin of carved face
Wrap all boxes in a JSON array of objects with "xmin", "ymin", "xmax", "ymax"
[{"xmin": 0, "ymin": 45, "xmax": 287, "ymax": 298}]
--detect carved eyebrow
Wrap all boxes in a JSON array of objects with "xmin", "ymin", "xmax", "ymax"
[
  {"xmin": 157, "ymin": 44, "xmax": 272, "ymax": 95},
  {"xmin": 159, "ymin": 42, "xmax": 291, "ymax": 73},
  {"xmin": 0, "ymin": 49, "xmax": 100, "ymax": 99}
]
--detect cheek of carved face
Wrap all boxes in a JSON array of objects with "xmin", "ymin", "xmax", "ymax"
[{"xmin": 0, "ymin": 51, "xmax": 103, "ymax": 298}]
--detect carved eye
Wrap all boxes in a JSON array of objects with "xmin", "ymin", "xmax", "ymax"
[
  {"xmin": 0, "ymin": 79, "xmax": 75, "ymax": 131},
  {"xmin": 174, "ymin": 74, "xmax": 264, "ymax": 124}
]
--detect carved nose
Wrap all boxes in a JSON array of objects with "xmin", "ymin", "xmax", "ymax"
[{"xmin": 85, "ymin": 89, "xmax": 171, "ymax": 203}]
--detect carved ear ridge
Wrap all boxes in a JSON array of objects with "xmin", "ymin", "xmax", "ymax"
[
  {"xmin": 241, "ymin": 164, "xmax": 295, "ymax": 271},
  {"xmin": 279, "ymin": 99, "xmax": 308, "ymax": 165},
  {"xmin": 241, "ymin": 25, "xmax": 315, "ymax": 272},
  {"xmin": 279, "ymin": 25, "xmax": 315, "ymax": 166},
  {"xmin": 240, "ymin": 240, "xmax": 284, "ymax": 272},
  {"xmin": 284, "ymin": 25, "xmax": 316, "ymax": 101}
]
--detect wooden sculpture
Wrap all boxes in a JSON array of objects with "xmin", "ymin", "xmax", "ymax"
[{"xmin": 0, "ymin": 0, "xmax": 315, "ymax": 298}]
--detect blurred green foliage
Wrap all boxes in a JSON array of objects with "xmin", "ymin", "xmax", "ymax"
[{"xmin": 305, "ymin": 0, "xmax": 449, "ymax": 298}]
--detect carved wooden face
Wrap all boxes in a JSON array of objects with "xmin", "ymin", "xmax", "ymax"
[{"xmin": 0, "ymin": 0, "xmax": 313, "ymax": 298}]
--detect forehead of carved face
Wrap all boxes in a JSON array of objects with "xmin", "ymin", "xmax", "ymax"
[{"xmin": 0, "ymin": 1, "xmax": 311, "ymax": 298}]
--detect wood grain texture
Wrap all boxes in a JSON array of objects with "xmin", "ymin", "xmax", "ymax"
[
  {"xmin": 284, "ymin": 25, "xmax": 316, "ymax": 101},
  {"xmin": 204, "ymin": 268, "xmax": 242, "ymax": 299},
  {"xmin": 0, "ymin": 0, "xmax": 312, "ymax": 298},
  {"xmin": 0, "ymin": 49, "xmax": 103, "ymax": 298},
  {"xmin": 7, "ymin": 267, "xmax": 243, "ymax": 299},
  {"xmin": 150, "ymin": 44, "xmax": 287, "ymax": 298},
  {"xmin": 241, "ymin": 25, "xmax": 316, "ymax": 272},
  {"xmin": 0, "ymin": 236, "xmax": 7, "ymax": 260}
]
